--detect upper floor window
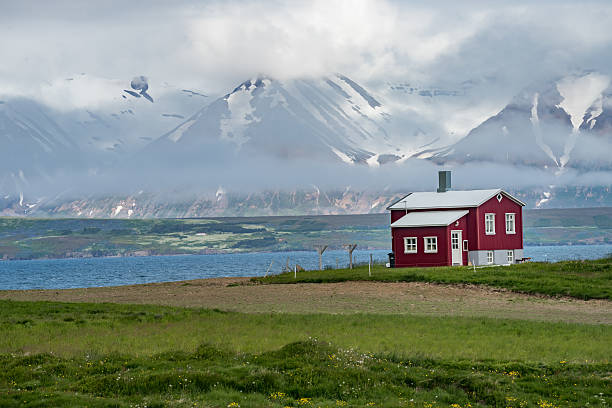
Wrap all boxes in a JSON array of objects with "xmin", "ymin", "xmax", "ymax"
[
  {"xmin": 485, "ymin": 213, "xmax": 495, "ymax": 235},
  {"xmin": 404, "ymin": 237, "xmax": 417, "ymax": 254},
  {"xmin": 424, "ymin": 236, "xmax": 438, "ymax": 253},
  {"xmin": 505, "ymin": 213, "xmax": 516, "ymax": 234}
]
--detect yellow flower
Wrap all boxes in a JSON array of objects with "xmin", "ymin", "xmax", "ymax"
[{"xmin": 270, "ymin": 392, "xmax": 287, "ymax": 400}]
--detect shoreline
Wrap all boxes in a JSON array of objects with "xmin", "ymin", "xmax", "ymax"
[{"xmin": 1, "ymin": 242, "xmax": 611, "ymax": 262}]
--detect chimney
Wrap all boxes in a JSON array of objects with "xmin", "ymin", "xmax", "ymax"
[{"xmin": 437, "ymin": 171, "xmax": 451, "ymax": 193}]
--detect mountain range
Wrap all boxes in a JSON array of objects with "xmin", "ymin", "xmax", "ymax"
[
  {"xmin": 1, "ymin": 71, "xmax": 611, "ymax": 216},
  {"xmin": 429, "ymin": 72, "xmax": 612, "ymax": 170}
]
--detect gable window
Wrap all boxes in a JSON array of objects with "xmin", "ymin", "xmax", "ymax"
[
  {"xmin": 404, "ymin": 237, "xmax": 417, "ymax": 254},
  {"xmin": 485, "ymin": 213, "xmax": 495, "ymax": 235},
  {"xmin": 424, "ymin": 237, "xmax": 438, "ymax": 253},
  {"xmin": 505, "ymin": 213, "xmax": 516, "ymax": 234},
  {"xmin": 507, "ymin": 250, "xmax": 514, "ymax": 263},
  {"xmin": 487, "ymin": 250, "xmax": 494, "ymax": 264}
]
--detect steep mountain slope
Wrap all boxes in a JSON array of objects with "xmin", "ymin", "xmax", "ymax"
[
  {"xmin": 0, "ymin": 98, "xmax": 81, "ymax": 193},
  {"xmin": 142, "ymin": 75, "xmax": 440, "ymax": 166},
  {"xmin": 432, "ymin": 72, "xmax": 611, "ymax": 169},
  {"xmin": 49, "ymin": 76, "xmax": 209, "ymax": 163},
  {"xmin": 0, "ymin": 75, "xmax": 209, "ymax": 197}
]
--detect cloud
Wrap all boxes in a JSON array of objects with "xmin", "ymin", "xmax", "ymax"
[
  {"xmin": 2, "ymin": 0, "xmax": 612, "ymax": 103},
  {"xmin": 1, "ymin": 0, "xmax": 612, "ymax": 204}
]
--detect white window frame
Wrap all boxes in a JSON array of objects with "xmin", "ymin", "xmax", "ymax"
[
  {"xmin": 505, "ymin": 213, "xmax": 516, "ymax": 234},
  {"xmin": 403, "ymin": 237, "xmax": 417, "ymax": 254},
  {"xmin": 463, "ymin": 240, "xmax": 468, "ymax": 251},
  {"xmin": 487, "ymin": 250, "xmax": 494, "ymax": 264},
  {"xmin": 485, "ymin": 213, "xmax": 496, "ymax": 235},
  {"xmin": 507, "ymin": 250, "xmax": 514, "ymax": 263},
  {"xmin": 424, "ymin": 236, "xmax": 438, "ymax": 253}
]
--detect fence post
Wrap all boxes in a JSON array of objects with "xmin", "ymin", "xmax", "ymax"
[
  {"xmin": 265, "ymin": 260, "xmax": 274, "ymax": 277},
  {"xmin": 369, "ymin": 253, "xmax": 372, "ymax": 277},
  {"xmin": 343, "ymin": 244, "xmax": 357, "ymax": 269},
  {"xmin": 314, "ymin": 245, "xmax": 328, "ymax": 271}
]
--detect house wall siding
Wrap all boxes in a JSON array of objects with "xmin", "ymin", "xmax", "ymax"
[
  {"xmin": 391, "ymin": 210, "xmax": 407, "ymax": 224},
  {"xmin": 392, "ymin": 225, "xmax": 449, "ymax": 267},
  {"xmin": 392, "ymin": 214, "xmax": 468, "ymax": 267},
  {"xmin": 474, "ymin": 195, "xmax": 523, "ymax": 250},
  {"xmin": 469, "ymin": 249, "xmax": 524, "ymax": 266}
]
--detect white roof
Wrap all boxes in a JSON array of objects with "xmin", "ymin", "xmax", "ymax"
[
  {"xmin": 390, "ymin": 210, "xmax": 469, "ymax": 227},
  {"xmin": 387, "ymin": 189, "xmax": 525, "ymax": 210}
]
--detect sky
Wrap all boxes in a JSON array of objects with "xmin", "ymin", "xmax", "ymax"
[
  {"xmin": 1, "ymin": 0, "xmax": 612, "ymax": 203},
  {"xmin": 1, "ymin": 0, "xmax": 612, "ymax": 107}
]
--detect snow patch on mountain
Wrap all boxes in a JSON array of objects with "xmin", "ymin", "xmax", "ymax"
[
  {"xmin": 168, "ymin": 118, "xmax": 197, "ymax": 142},
  {"xmin": 331, "ymin": 147, "xmax": 354, "ymax": 164},
  {"xmin": 220, "ymin": 79, "xmax": 262, "ymax": 147},
  {"xmin": 557, "ymin": 73, "xmax": 609, "ymax": 167},
  {"xmin": 584, "ymin": 97, "xmax": 603, "ymax": 130},
  {"xmin": 556, "ymin": 73, "xmax": 609, "ymax": 130},
  {"xmin": 530, "ymin": 92, "xmax": 559, "ymax": 166}
]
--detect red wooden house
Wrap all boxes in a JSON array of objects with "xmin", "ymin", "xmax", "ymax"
[{"xmin": 387, "ymin": 171, "xmax": 525, "ymax": 267}]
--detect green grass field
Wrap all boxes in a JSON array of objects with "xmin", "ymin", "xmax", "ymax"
[
  {"xmin": 256, "ymin": 257, "xmax": 612, "ymax": 300},
  {"xmin": 0, "ymin": 300, "xmax": 610, "ymax": 407}
]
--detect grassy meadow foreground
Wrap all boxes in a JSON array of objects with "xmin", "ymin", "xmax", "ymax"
[
  {"xmin": 1, "ymin": 259, "xmax": 611, "ymax": 407},
  {"xmin": 0, "ymin": 301, "xmax": 611, "ymax": 407}
]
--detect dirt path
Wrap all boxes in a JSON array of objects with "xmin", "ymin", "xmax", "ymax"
[{"xmin": 1, "ymin": 278, "xmax": 610, "ymax": 324}]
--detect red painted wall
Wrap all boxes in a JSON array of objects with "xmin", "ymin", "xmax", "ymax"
[
  {"xmin": 392, "ymin": 225, "xmax": 448, "ymax": 267},
  {"xmin": 392, "ymin": 214, "xmax": 468, "ymax": 267},
  {"xmin": 391, "ymin": 210, "xmax": 406, "ymax": 224},
  {"xmin": 474, "ymin": 195, "xmax": 523, "ymax": 250}
]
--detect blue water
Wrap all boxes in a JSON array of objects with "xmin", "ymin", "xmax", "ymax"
[{"xmin": 0, "ymin": 245, "xmax": 610, "ymax": 290}]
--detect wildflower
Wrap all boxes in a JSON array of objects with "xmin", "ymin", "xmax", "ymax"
[
  {"xmin": 270, "ymin": 392, "xmax": 287, "ymax": 400},
  {"xmin": 298, "ymin": 398, "xmax": 312, "ymax": 405},
  {"xmin": 227, "ymin": 402, "xmax": 240, "ymax": 408}
]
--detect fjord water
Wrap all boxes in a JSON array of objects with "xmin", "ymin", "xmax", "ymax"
[{"xmin": 0, "ymin": 245, "xmax": 611, "ymax": 290}]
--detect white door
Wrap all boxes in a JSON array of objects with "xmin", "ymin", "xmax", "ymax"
[{"xmin": 451, "ymin": 230, "xmax": 462, "ymax": 266}]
